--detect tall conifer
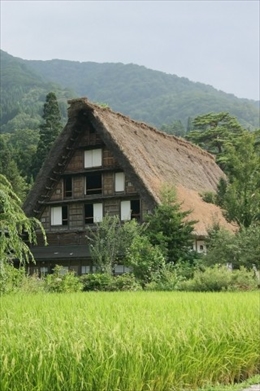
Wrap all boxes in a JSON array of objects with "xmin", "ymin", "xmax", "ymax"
[{"xmin": 31, "ymin": 92, "xmax": 62, "ymax": 179}]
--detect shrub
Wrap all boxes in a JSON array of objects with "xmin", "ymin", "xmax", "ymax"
[
  {"xmin": 230, "ymin": 267, "xmax": 258, "ymax": 291},
  {"xmin": 178, "ymin": 266, "xmax": 258, "ymax": 292},
  {"xmin": 145, "ymin": 264, "xmax": 183, "ymax": 291},
  {"xmin": 45, "ymin": 266, "xmax": 83, "ymax": 293},
  {"xmin": 0, "ymin": 263, "xmax": 25, "ymax": 294},
  {"xmin": 20, "ymin": 274, "xmax": 45, "ymax": 293},
  {"xmin": 125, "ymin": 235, "xmax": 166, "ymax": 285},
  {"xmin": 80, "ymin": 273, "xmax": 113, "ymax": 291},
  {"xmin": 111, "ymin": 273, "xmax": 142, "ymax": 291}
]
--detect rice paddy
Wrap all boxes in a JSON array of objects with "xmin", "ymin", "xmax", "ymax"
[{"xmin": 1, "ymin": 291, "xmax": 259, "ymax": 391}]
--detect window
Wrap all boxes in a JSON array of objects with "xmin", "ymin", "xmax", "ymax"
[
  {"xmin": 84, "ymin": 148, "xmax": 102, "ymax": 168},
  {"xmin": 81, "ymin": 265, "xmax": 90, "ymax": 274},
  {"xmin": 85, "ymin": 203, "xmax": 103, "ymax": 224},
  {"xmin": 121, "ymin": 200, "xmax": 131, "ymax": 221},
  {"xmin": 130, "ymin": 200, "xmax": 140, "ymax": 220},
  {"xmin": 114, "ymin": 265, "xmax": 131, "ymax": 274},
  {"xmin": 120, "ymin": 200, "xmax": 140, "ymax": 221},
  {"xmin": 40, "ymin": 267, "xmax": 48, "ymax": 277},
  {"xmin": 51, "ymin": 206, "xmax": 68, "ymax": 226},
  {"xmin": 64, "ymin": 177, "xmax": 72, "ymax": 197},
  {"xmin": 115, "ymin": 172, "xmax": 125, "ymax": 192},
  {"xmin": 85, "ymin": 173, "xmax": 102, "ymax": 195}
]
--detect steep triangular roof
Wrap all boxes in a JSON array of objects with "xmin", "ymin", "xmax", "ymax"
[{"xmin": 23, "ymin": 97, "xmax": 235, "ymax": 236}]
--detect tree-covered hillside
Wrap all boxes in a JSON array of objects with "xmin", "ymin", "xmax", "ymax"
[
  {"xmin": 0, "ymin": 50, "xmax": 75, "ymax": 133},
  {"xmin": 24, "ymin": 57, "xmax": 259, "ymax": 129},
  {"xmin": 1, "ymin": 50, "xmax": 259, "ymax": 132}
]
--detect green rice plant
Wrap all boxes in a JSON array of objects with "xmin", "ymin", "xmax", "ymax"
[{"xmin": 1, "ymin": 292, "xmax": 259, "ymax": 391}]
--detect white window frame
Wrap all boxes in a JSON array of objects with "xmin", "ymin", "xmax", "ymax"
[
  {"xmin": 121, "ymin": 200, "xmax": 131, "ymax": 221},
  {"xmin": 115, "ymin": 172, "xmax": 125, "ymax": 192},
  {"xmin": 93, "ymin": 203, "xmax": 103, "ymax": 223},
  {"xmin": 81, "ymin": 266, "xmax": 90, "ymax": 274},
  {"xmin": 84, "ymin": 149, "xmax": 102, "ymax": 168},
  {"xmin": 51, "ymin": 206, "xmax": 62, "ymax": 226}
]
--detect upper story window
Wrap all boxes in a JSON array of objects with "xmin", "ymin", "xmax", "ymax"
[
  {"xmin": 84, "ymin": 148, "xmax": 102, "ymax": 168},
  {"xmin": 115, "ymin": 172, "xmax": 125, "ymax": 192},
  {"xmin": 85, "ymin": 173, "xmax": 102, "ymax": 195},
  {"xmin": 51, "ymin": 206, "xmax": 68, "ymax": 226},
  {"xmin": 64, "ymin": 177, "xmax": 72, "ymax": 198}
]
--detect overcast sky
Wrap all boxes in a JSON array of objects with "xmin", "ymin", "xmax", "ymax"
[{"xmin": 1, "ymin": 1, "xmax": 259, "ymax": 101}]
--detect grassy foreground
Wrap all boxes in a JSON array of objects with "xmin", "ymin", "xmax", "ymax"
[{"xmin": 1, "ymin": 292, "xmax": 259, "ymax": 391}]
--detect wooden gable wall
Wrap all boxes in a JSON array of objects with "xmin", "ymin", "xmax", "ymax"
[{"xmin": 37, "ymin": 122, "xmax": 150, "ymax": 241}]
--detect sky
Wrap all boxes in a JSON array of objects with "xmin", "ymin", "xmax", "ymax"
[{"xmin": 1, "ymin": 0, "xmax": 259, "ymax": 101}]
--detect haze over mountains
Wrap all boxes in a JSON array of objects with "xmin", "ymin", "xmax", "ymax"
[{"xmin": 1, "ymin": 49, "xmax": 259, "ymax": 133}]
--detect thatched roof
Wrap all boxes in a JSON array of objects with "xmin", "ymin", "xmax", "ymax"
[{"xmin": 24, "ymin": 97, "xmax": 235, "ymax": 236}]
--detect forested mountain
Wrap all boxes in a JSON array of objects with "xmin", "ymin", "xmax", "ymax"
[
  {"xmin": 25, "ymin": 57, "xmax": 259, "ymax": 129},
  {"xmin": 1, "ymin": 50, "xmax": 259, "ymax": 133},
  {"xmin": 0, "ymin": 50, "xmax": 75, "ymax": 133}
]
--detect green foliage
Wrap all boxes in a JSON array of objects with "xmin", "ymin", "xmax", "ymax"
[
  {"xmin": 218, "ymin": 132, "xmax": 260, "ymax": 227},
  {"xmin": 186, "ymin": 112, "xmax": 245, "ymax": 166},
  {"xmin": 125, "ymin": 235, "xmax": 166, "ymax": 285},
  {"xmin": 201, "ymin": 191, "xmax": 217, "ymax": 204},
  {"xmin": 0, "ymin": 175, "xmax": 47, "ymax": 268},
  {"xmin": 0, "ymin": 264, "xmax": 25, "ymax": 294},
  {"xmin": 80, "ymin": 272, "xmax": 113, "ymax": 291},
  {"xmin": 145, "ymin": 186, "xmax": 197, "ymax": 264},
  {"xmin": 144, "ymin": 264, "xmax": 183, "ymax": 291},
  {"xmin": 87, "ymin": 215, "xmax": 144, "ymax": 275},
  {"xmin": 111, "ymin": 273, "xmax": 142, "ymax": 291},
  {"xmin": 160, "ymin": 120, "xmax": 186, "ymax": 137},
  {"xmin": 45, "ymin": 266, "xmax": 83, "ymax": 293},
  {"xmin": 80, "ymin": 272, "xmax": 142, "ymax": 291},
  {"xmin": 0, "ymin": 135, "xmax": 29, "ymax": 200},
  {"xmin": 205, "ymin": 225, "xmax": 260, "ymax": 269},
  {"xmin": 178, "ymin": 266, "xmax": 258, "ymax": 292},
  {"xmin": 31, "ymin": 92, "xmax": 62, "ymax": 179},
  {"xmin": 1, "ymin": 50, "xmax": 259, "ymax": 136}
]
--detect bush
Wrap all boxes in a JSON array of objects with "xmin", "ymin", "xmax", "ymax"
[
  {"xmin": 0, "ymin": 263, "xmax": 25, "ymax": 294},
  {"xmin": 45, "ymin": 266, "xmax": 83, "ymax": 293},
  {"xmin": 125, "ymin": 235, "xmax": 166, "ymax": 285},
  {"xmin": 20, "ymin": 273, "xmax": 45, "ymax": 293},
  {"xmin": 80, "ymin": 273, "xmax": 142, "ymax": 292},
  {"xmin": 145, "ymin": 264, "xmax": 183, "ymax": 291},
  {"xmin": 80, "ymin": 273, "xmax": 113, "ymax": 291},
  {"xmin": 178, "ymin": 266, "xmax": 258, "ymax": 292},
  {"xmin": 110, "ymin": 274, "xmax": 142, "ymax": 291}
]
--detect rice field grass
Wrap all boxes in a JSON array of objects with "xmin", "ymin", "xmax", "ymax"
[{"xmin": 1, "ymin": 291, "xmax": 259, "ymax": 391}]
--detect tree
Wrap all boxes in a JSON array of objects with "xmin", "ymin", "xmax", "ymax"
[
  {"xmin": 160, "ymin": 120, "xmax": 186, "ymax": 137},
  {"xmin": 145, "ymin": 186, "xmax": 197, "ymax": 264},
  {"xmin": 125, "ymin": 235, "xmax": 166, "ymax": 285},
  {"xmin": 216, "ymin": 132, "xmax": 260, "ymax": 228},
  {"xmin": 0, "ymin": 174, "xmax": 46, "ymax": 267},
  {"xmin": 204, "ymin": 224, "xmax": 260, "ymax": 270},
  {"xmin": 186, "ymin": 112, "xmax": 244, "ymax": 168},
  {"xmin": 86, "ymin": 215, "xmax": 144, "ymax": 275},
  {"xmin": 0, "ymin": 135, "xmax": 29, "ymax": 200},
  {"xmin": 31, "ymin": 92, "xmax": 62, "ymax": 179}
]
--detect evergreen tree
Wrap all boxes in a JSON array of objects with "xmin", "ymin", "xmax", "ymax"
[
  {"xmin": 186, "ymin": 112, "xmax": 244, "ymax": 168},
  {"xmin": 145, "ymin": 186, "xmax": 197, "ymax": 264},
  {"xmin": 31, "ymin": 92, "xmax": 62, "ymax": 179}
]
